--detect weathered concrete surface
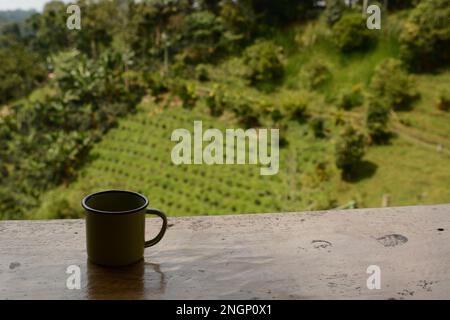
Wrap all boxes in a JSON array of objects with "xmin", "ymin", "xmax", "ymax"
[{"xmin": 0, "ymin": 204, "xmax": 449, "ymax": 300}]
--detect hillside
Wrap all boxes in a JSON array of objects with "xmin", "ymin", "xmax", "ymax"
[
  {"xmin": 1, "ymin": 1, "xmax": 449, "ymax": 219},
  {"xmin": 36, "ymin": 15, "xmax": 450, "ymax": 218},
  {"xmin": 36, "ymin": 85, "xmax": 450, "ymax": 218}
]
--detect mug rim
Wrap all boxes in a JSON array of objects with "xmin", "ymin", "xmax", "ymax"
[{"xmin": 81, "ymin": 189, "xmax": 149, "ymax": 215}]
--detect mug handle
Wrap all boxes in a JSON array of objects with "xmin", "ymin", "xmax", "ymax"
[{"xmin": 144, "ymin": 208, "xmax": 168, "ymax": 248}]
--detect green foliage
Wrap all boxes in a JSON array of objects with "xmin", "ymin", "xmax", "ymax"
[
  {"xmin": 325, "ymin": 0, "xmax": 346, "ymax": 26},
  {"xmin": 310, "ymin": 117, "xmax": 326, "ymax": 138},
  {"xmin": 2, "ymin": 0, "xmax": 450, "ymax": 219},
  {"xmin": 205, "ymin": 85, "xmax": 226, "ymax": 116},
  {"xmin": 332, "ymin": 14, "xmax": 377, "ymax": 52},
  {"xmin": 436, "ymin": 91, "xmax": 450, "ymax": 112},
  {"xmin": 36, "ymin": 101, "xmax": 292, "ymax": 218},
  {"xmin": 218, "ymin": 0, "xmax": 255, "ymax": 41},
  {"xmin": 251, "ymin": 0, "xmax": 317, "ymax": 25},
  {"xmin": 366, "ymin": 98, "xmax": 391, "ymax": 144},
  {"xmin": 399, "ymin": 0, "xmax": 450, "ymax": 72},
  {"xmin": 120, "ymin": 1, "xmax": 160, "ymax": 59},
  {"xmin": 0, "ymin": 44, "xmax": 46, "ymax": 104},
  {"xmin": 242, "ymin": 40, "xmax": 284, "ymax": 85},
  {"xmin": 370, "ymin": 58, "xmax": 419, "ymax": 110},
  {"xmin": 74, "ymin": 0, "xmax": 122, "ymax": 57},
  {"xmin": 199, "ymin": 84, "xmax": 263, "ymax": 126},
  {"xmin": 54, "ymin": 50, "xmax": 145, "ymax": 131},
  {"xmin": 334, "ymin": 125, "xmax": 366, "ymax": 178},
  {"xmin": 145, "ymin": 72, "xmax": 170, "ymax": 97},
  {"xmin": 0, "ymin": 101, "xmax": 93, "ymax": 218},
  {"xmin": 41, "ymin": 196, "xmax": 81, "ymax": 219},
  {"xmin": 337, "ymin": 84, "xmax": 364, "ymax": 110},
  {"xmin": 279, "ymin": 92, "xmax": 309, "ymax": 122},
  {"xmin": 302, "ymin": 60, "xmax": 331, "ymax": 90},
  {"xmin": 230, "ymin": 95, "xmax": 261, "ymax": 128},
  {"xmin": 171, "ymin": 81, "xmax": 198, "ymax": 109},
  {"xmin": 34, "ymin": 1, "xmax": 71, "ymax": 53},
  {"xmin": 0, "ymin": 49, "xmax": 147, "ymax": 218},
  {"xmin": 389, "ymin": 0, "xmax": 420, "ymax": 10},
  {"xmin": 181, "ymin": 11, "xmax": 225, "ymax": 63},
  {"xmin": 0, "ymin": 21, "xmax": 22, "ymax": 46},
  {"xmin": 195, "ymin": 64, "xmax": 209, "ymax": 81}
]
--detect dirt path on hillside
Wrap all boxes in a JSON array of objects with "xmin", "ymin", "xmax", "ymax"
[
  {"xmin": 331, "ymin": 110, "xmax": 450, "ymax": 158},
  {"xmin": 389, "ymin": 111, "xmax": 450, "ymax": 156}
]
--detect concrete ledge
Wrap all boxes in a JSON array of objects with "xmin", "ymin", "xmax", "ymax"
[{"xmin": 0, "ymin": 204, "xmax": 449, "ymax": 299}]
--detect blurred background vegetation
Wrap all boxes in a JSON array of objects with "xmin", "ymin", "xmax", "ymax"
[{"xmin": 0, "ymin": 0, "xmax": 449, "ymax": 219}]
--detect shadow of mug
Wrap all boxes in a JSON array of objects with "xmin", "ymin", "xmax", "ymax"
[{"xmin": 86, "ymin": 259, "xmax": 166, "ymax": 299}]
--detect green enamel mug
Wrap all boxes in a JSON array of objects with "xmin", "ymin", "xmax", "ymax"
[{"xmin": 82, "ymin": 190, "xmax": 167, "ymax": 267}]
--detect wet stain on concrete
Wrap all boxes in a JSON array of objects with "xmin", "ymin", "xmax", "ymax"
[
  {"xmin": 377, "ymin": 234, "xmax": 408, "ymax": 247},
  {"xmin": 417, "ymin": 280, "xmax": 435, "ymax": 292},
  {"xmin": 9, "ymin": 262, "xmax": 21, "ymax": 270},
  {"xmin": 397, "ymin": 289, "xmax": 414, "ymax": 297},
  {"xmin": 311, "ymin": 240, "xmax": 332, "ymax": 249}
]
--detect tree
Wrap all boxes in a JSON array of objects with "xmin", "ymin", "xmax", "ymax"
[
  {"xmin": 332, "ymin": 14, "xmax": 377, "ymax": 52},
  {"xmin": 280, "ymin": 92, "xmax": 309, "ymax": 122},
  {"xmin": 399, "ymin": 0, "xmax": 450, "ymax": 72},
  {"xmin": 310, "ymin": 117, "xmax": 326, "ymax": 138},
  {"xmin": 0, "ymin": 22, "xmax": 22, "ymax": 46},
  {"xmin": 0, "ymin": 44, "xmax": 46, "ymax": 104},
  {"xmin": 35, "ymin": 1, "xmax": 71, "ymax": 53},
  {"xmin": 388, "ymin": 0, "xmax": 420, "ymax": 10},
  {"xmin": 337, "ymin": 84, "xmax": 364, "ymax": 110},
  {"xmin": 325, "ymin": 0, "xmax": 346, "ymax": 26},
  {"xmin": 250, "ymin": 0, "xmax": 317, "ymax": 25},
  {"xmin": 334, "ymin": 125, "xmax": 366, "ymax": 178},
  {"xmin": 0, "ymin": 47, "xmax": 148, "ymax": 219},
  {"xmin": 370, "ymin": 58, "xmax": 419, "ymax": 110},
  {"xmin": 436, "ymin": 91, "xmax": 450, "ymax": 112},
  {"xmin": 74, "ymin": 0, "xmax": 124, "ymax": 57},
  {"xmin": 181, "ymin": 11, "xmax": 224, "ymax": 63},
  {"xmin": 218, "ymin": 0, "xmax": 255, "ymax": 44},
  {"xmin": 302, "ymin": 60, "xmax": 331, "ymax": 90},
  {"xmin": 366, "ymin": 98, "xmax": 391, "ymax": 144},
  {"xmin": 242, "ymin": 40, "xmax": 284, "ymax": 85}
]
